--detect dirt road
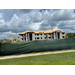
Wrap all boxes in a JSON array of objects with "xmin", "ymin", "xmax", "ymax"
[{"xmin": 0, "ymin": 50, "xmax": 75, "ymax": 60}]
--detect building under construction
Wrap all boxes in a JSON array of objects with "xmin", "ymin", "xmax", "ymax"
[{"xmin": 9, "ymin": 30, "xmax": 65, "ymax": 42}]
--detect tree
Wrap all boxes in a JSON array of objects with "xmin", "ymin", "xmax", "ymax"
[
  {"xmin": 66, "ymin": 35, "xmax": 68, "ymax": 38},
  {"xmin": 66, "ymin": 33, "xmax": 75, "ymax": 38},
  {"xmin": 73, "ymin": 33, "xmax": 75, "ymax": 37}
]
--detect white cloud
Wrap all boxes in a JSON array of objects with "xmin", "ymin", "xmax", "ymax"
[
  {"xmin": 0, "ymin": 13, "xmax": 3, "ymax": 19},
  {"xmin": 0, "ymin": 9, "xmax": 75, "ymax": 39},
  {"xmin": 0, "ymin": 31, "xmax": 16, "ymax": 39},
  {"xmin": 0, "ymin": 19, "xmax": 6, "ymax": 26},
  {"xmin": 30, "ymin": 22, "xmax": 43, "ymax": 30}
]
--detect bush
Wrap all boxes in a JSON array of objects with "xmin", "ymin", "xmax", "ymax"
[
  {"xmin": 66, "ymin": 33, "xmax": 75, "ymax": 38},
  {"xmin": 15, "ymin": 40, "xmax": 21, "ymax": 43},
  {"xmin": 2, "ymin": 40, "xmax": 12, "ymax": 44}
]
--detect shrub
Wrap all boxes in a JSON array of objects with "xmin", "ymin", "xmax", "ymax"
[
  {"xmin": 66, "ymin": 33, "xmax": 75, "ymax": 38},
  {"xmin": 15, "ymin": 40, "xmax": 21, "ymax": 43},
  {"xmin": 2, "ymin": 40, "xmax": 12, "ymax": 44}
]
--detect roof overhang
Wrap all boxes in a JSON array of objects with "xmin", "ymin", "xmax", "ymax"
[{"xmin": 19, "ymin": 30, "xmax": 65, "ymax": 34}]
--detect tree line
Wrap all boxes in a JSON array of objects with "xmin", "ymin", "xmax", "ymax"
[{"xmin": 66, "ymin": 33, "xmax": 75, "ymax": 38}]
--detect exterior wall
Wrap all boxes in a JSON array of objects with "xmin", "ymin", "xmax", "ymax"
[
  {"xmin": 42, "ymin": 33, "xmax": 44, "ymax": 40},
  {"xmin": 9, "ymin": 37, "xmax": 14, "ymax": 42},
  {"xmin": 53, "ymin": 32, "xmax": 56, "ymax": 40},
  {"xmin": 34, "ymin": 33, "xmax": 54, "ymax": 40},
  {"xmin": 34, "ymin": 33, "xmax": 45, "ymax": 40},
  {"xmin": 18, "ymin": 35, "xmax": 23, "ymax": 41},
  {"xmin": 55, "ymin": 32, "xmax": 58, "ymax": 39},
  {"xmin": 9, "ymin": 35, "xmax": 23, "ymax": 42},
  {"xmin": 60, "ymin": 32, "xmax": 65, "ymax": 39},
  {"xmin": 9, "ymin": 31, "xmax": 65, "ymax": 42},
  {"xmin": 23, "ymin": 34, "xmax": 25, "ymax": 41},
  {"xmin": 60, "ymin": 32, "xmax": 63, "ymax": 39},
  {"xmin": 62, "ymin": 33, "xmax": 65, "ymax": 38},
  {"xmin": 25, "ymin": 33, "xmax": 28, "ymax": 41},
  {"xmin": 32, "ymin": 33, "xmax": 35, "ymax": 41},
  {"xmin": 46, "ymin": 33, "xmax": 54, "ymax": 40},
  {"xmin": 28, "ymin": 33, "xmax": 30, "ymax": 41}
]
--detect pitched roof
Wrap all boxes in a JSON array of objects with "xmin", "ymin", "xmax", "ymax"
[
  {"xmin": 19, "ymin": 30, "xmax": 65, "ymax": 34},
  {"xmin": 19, "ymin": 30, "xmax": 33, "ymax": 34}
]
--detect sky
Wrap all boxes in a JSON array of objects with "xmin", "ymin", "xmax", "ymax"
[{"xmin": 0, "ymin": 9, "xmax": 75, "ymax": 39}]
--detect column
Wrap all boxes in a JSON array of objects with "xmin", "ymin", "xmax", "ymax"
[
  {"xmin": 39, "ymin": 34, "xmax": 41, "ymax": 40},
  {"xmin": 52, "ymin": 33, "xmax": 53, "ymax": 40},
  {"xmin": 56, "ymin": 32, "xmax": 58, "ymax": 39},
  {"xmin": 53, "ymin": 32, "xmax": 56, "ymax": 40},
  {"xmin": 47, "ymin": 33, "xmax": 49, "ymax": 40},
  {"xmin": 60, "ymin": 32, "xmax": 62, "ymax": 39},
  {"xmin": 26, "ymin": 33, "xmax": 28, "ymax": 41},
  {"xmin": 23, "ymin": 34, "xmax": 25, "ymax": 41},
  {"xmin": 32, "ymin": 33, "xmax": 35, "ymax": 41},
  {"xmin": 28, "ymin": 33, "xmax": 30, "ymax": 41},
  {"xmin": 51, "ymin": 33, "xmax": 52, "ymax": 40},
  {"xmin": 57, "ymin": 33, "xmax": 58, "ymax": 39},
  {"xmin": 56, "ymin": 32, "xmax": 57, "ymax": 39},
  {"xmin": 42, "ymin": 33, "xmax": 44, "ymax": 40},
  {"xmin": 55, "ymin": 33, "xmax": 56, "ymax": 39},
  {"xmin": 55, "ymin": 32, "xmax": 57, "ymax": 39},
  {"xmin": 25, "ymin": 34, "xmax": 26, "ymax": 41}
]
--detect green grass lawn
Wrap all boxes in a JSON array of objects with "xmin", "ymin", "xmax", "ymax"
[{"xmin": 0, "ymin": 52, "xmax": 75, "ymax": 65}]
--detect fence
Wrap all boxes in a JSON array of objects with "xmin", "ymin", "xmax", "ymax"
[{"xmin": 0, "ymin": 38, "xmax": 75, "ymax": 56}]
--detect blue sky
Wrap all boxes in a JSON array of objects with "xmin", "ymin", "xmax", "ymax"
[{"xmin": 0, "ymin": 9, "xmax": 75, "ymax": 39}]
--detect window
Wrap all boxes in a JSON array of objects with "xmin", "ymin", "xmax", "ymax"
[
  {"xmin": 37, "ymin": 34, "xmax": 39, "ymax": 36},
  {"xmin": 49, "ymin": 37, "xmax": 51, "ymax": 39},
  {"xmin": 62, "ymin": 33, "xmax": 64, "ymax": 34},
  {"xmin": 37, "ymin": 37, "xmax": 39, "ymax": 39},
  {"xmin": 44, "ymin": 34, "xmax": 46, "ymax": 35},
  {"xmin": 62, "ymin": 36, "xmax": 64, "ymax": 38},
  {"xmin": 14, "ymin": 39, "xmax": 16, "ymax": 41},
  {"xmin": 40, "ymin": 34, "xmax": 42, "ymax": 35},
  {"xmin": 35, "ymin": 37, "xmax": 36, "ymax": 39},
  {"xmin": 45, "ymin": 37, "xmax": 46, "ymax": 39},
  {"xmin": 49, "ymin": 33, "xmax": 51, "ymax": 35},
  {"xmin": 22, "ymin": 38, "xmax": 23, "ymax": 40},
  {"xmin": 41, "ymin": 37, "xmax": 42, "ymax": 39},
  {"xmin": 35, "ymin": 34, "xmax": 36, "ymax": 35}
]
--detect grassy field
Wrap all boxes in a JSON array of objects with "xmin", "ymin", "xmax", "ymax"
[{"xmin": 0, "ymin": 52, "xmax": 75, "ymax": 65}]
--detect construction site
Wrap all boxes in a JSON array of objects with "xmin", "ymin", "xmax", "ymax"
[{"xmin": 9, "ymin": 30, "xmax": 65, "ymax": 42}]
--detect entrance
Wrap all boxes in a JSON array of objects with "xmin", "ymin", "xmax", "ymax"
[{"xmin": 29, "ymin": 33, "xmax": 32, "ymax": 41}]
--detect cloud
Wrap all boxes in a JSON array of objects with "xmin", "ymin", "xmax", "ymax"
[
  {"xmin": 39, "ymin": 21, "xmax": 59, "ymax": 30},
  {"xmin": 39, "ymin": 9, "xmax": 75, "ymax": 33},
  {"xmin": 0, "ymin": 31, "xmax": 16, "ymax": 39},
  {"xmin": 58, "ymin": 20, "xmax": 75, "ymax": 30},
  {"xmin": 0, "ymin": 9, "xmax": 75, "ymax": 39},
  {"xmin": 40, "ymin": 9, "xmax": 75, "ymax": 21},
  {"xmin": 50, "ymin": 9, "xmax": 75, "ymax": 21},
  {"xmin": 13, "ymin": 9, "xmax": 32, "ymax": 13}
]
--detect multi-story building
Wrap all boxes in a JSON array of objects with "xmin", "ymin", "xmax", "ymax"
[{"xmin": 9, "ymin": 30, "xmax": 65, "ymax": 42}]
